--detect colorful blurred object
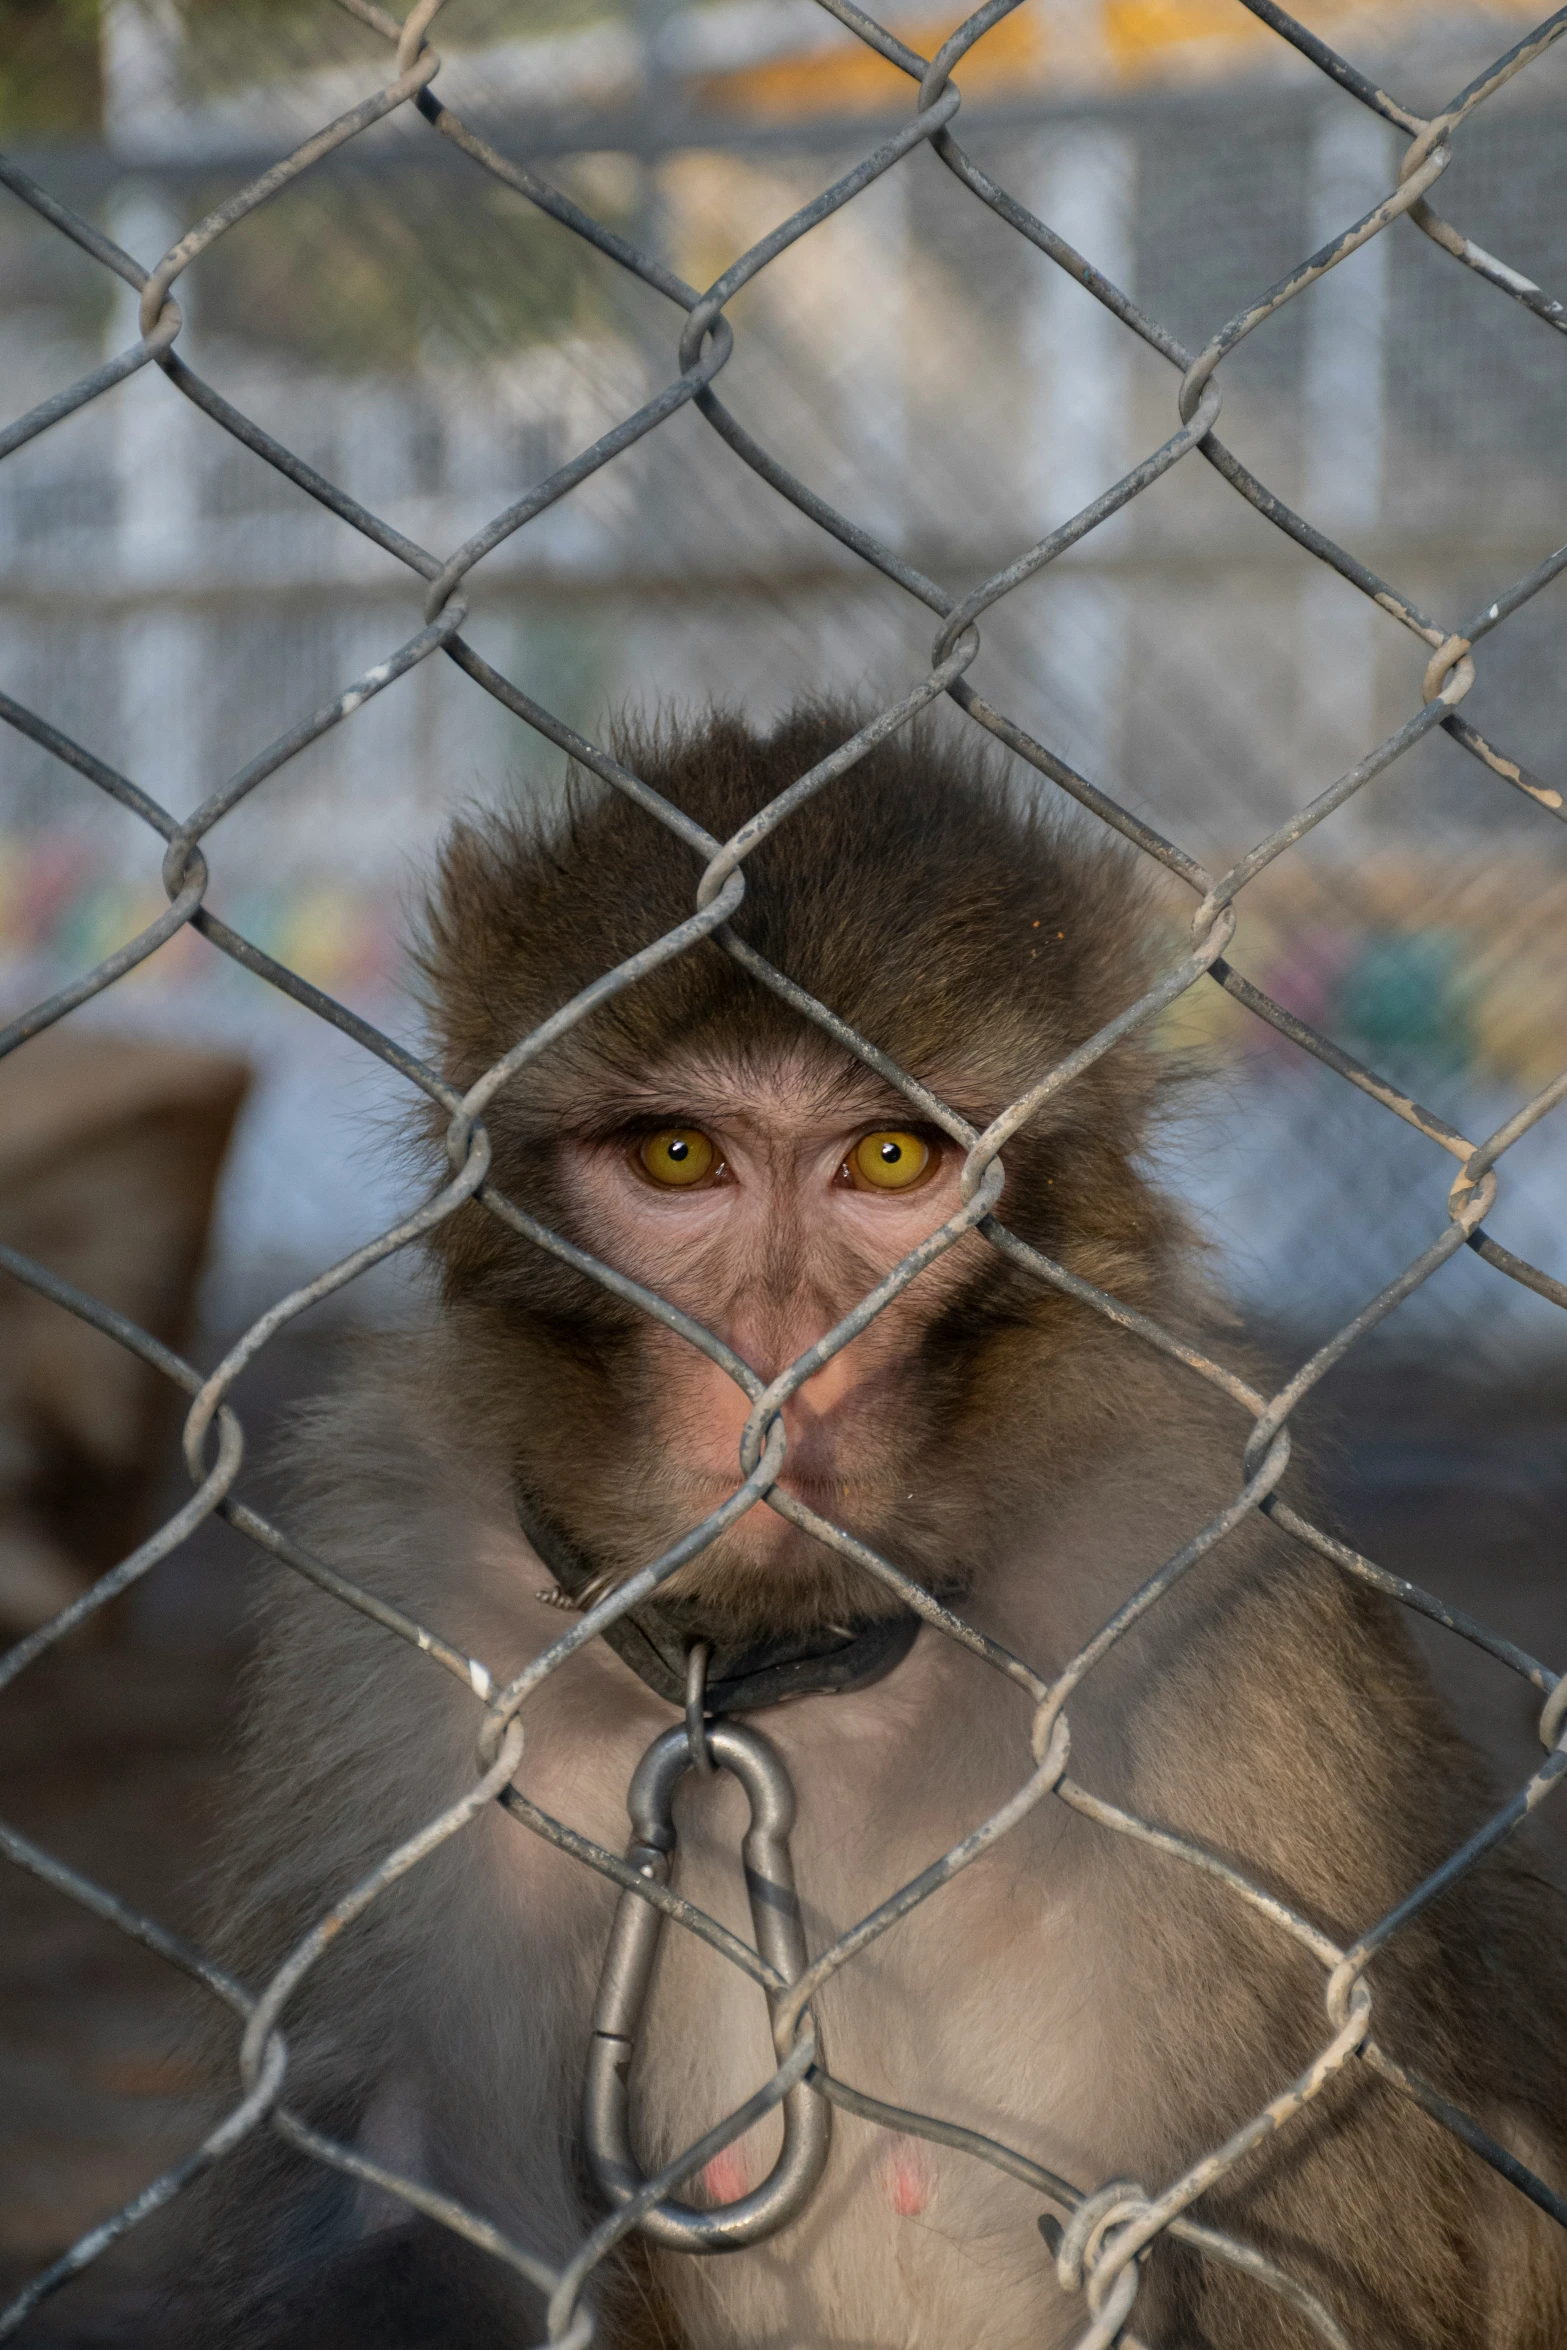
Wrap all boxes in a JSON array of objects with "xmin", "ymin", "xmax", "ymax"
[
  {"xmin": 1338, "ymin": 931, "xmax": 1476, "ymax": 1081},
  {"xmin": 0, "ymin": 833, "xmax": 397, "ymax": 1005},
  {"xmin": 1176, "ymin": 858, "xmax": 1567, "ymax": 1098}
]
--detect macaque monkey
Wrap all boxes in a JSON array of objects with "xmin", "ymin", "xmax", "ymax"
[{"xmin": 163, "ymin": 708, "xmax": 1567, "ymax": 2350}]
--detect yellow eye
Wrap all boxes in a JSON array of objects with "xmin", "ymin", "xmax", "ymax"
[
  {"xmin": 849, "ymin": 1130, "xmax": 931, "ymax": 1191},
  {"xmin": 638, "ymin": 1127, "xmax": 716, "ymax": 1188}
]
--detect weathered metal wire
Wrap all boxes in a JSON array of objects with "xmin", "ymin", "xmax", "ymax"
[{"xmin": 1, "ymin": 3, "xmax": 1565, "ymax": 2344}]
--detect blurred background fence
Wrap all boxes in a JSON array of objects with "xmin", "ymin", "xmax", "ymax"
[
  {"xmin": 1, "ymin": 0, "xmax": 1563, "ymax": 1351},
  {"xmin": 1, "ymin": 1, "xmax": 1565, "ymax": 2325}
]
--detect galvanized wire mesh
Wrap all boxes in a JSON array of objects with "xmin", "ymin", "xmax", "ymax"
[{"xmin": 1, "ymin": 1, "xmax": 1566, "ymax": 2342}]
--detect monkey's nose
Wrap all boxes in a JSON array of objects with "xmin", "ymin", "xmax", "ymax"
[{"xmin": 784, "ymin": 1347, "xmax": 859, "ymax": 1419}]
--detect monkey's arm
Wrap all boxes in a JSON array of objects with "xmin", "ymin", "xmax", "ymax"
[{"xmin": 1057, "ymin": 1425, "xmax": 1567, "ymax": 2350}]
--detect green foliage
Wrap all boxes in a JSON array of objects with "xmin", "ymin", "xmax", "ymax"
[
  {"xmin": 172, "ymin": 0, "xmax": 624, "ymax": 99},
  {"xmin": 0, "ymin": 0, "xmax": 630, "ymax": 132},
  {"xmin": 192, "ymin": 171, "xmax": 606, "ymax": 370},
  {"xmin": 0, "ymin": 0, "xmax": 102, "ymax": 137}
]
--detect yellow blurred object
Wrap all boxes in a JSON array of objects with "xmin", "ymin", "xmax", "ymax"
[
  {"xmin": 1105, "ymin": 0, "xmax": 1271, "ymax": 70},
  {"xmin": 693, "ymin": 8, "xmax": 1043, "ymax": 119},
  {"xmin": 690, "ymin": 0, "xmax": 1547, "ymax": 122},
  {"xmin": 1470, "ymin": 955, "xmax": 1567, "ymax": 1091},
  {"xmin": 273, "ymin": 885, "xmax": 381, "ymax": 990}
]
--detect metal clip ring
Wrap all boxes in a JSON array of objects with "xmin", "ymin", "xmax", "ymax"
[
  {"xmin": 685, "ymin": 1638, "xmax": 715, "ymax": 1775},
  {"xmin": 582, "ymin": 1719, "xmax": 830, "ymax": 2250}
]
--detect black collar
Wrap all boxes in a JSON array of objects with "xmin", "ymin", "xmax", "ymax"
[{"xmin": 515, "ymin": 1489, "xmax": 919, "ymax": 1714}]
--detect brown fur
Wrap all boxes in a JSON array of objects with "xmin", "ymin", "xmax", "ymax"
[
  {"xmin": 154, "ymin": 708, "xmax": 1567, "ymax": 2349},
  {"xmin": 417, "ymin": 706, "xmax": 1188, "ymax": 1636},
  {"xmin": 422, "ymin": 704, "xmax": 1174, "ymax": 1293}
]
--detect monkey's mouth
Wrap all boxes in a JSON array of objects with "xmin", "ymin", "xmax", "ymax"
[
  {"xmin": 657, "ymin": 1466, "xmax": 940, "ymax": 1595},
  {"xmin": 673, "ymin": 1467, "xmax": 891, "ymax": 1526}
]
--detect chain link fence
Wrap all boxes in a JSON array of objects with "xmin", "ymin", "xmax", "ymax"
[
  {"xmin": 0, "ymin": 1, "xmax": 1562, "ymax": 1346},
  {"xmin": 1, "ymin": 0, "xmax": 1566, "ymax": 2342}
]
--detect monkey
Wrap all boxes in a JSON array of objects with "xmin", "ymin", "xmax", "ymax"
[{"xmin": 145, "ymin": 704, "xmax": 1567, "ymax": 2350}]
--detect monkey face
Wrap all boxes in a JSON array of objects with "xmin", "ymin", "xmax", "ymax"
[
  {"xmin": 542, "ymin": 1049, "xmax": 988, "ymax": 1626},
  {"xmin": 420, "ymin": 709, "xmax": 1182, "ymax": 1636},
  {"xmin": 450, "ymin": 1042, "xmax": 1010, "ymax": 1638}
]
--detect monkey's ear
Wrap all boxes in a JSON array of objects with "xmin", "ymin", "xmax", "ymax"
[{"xmin": 412, "ymin": 806, "xmax": 546, "ymax": 1080}]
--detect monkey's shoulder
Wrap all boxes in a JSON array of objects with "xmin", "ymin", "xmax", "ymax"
[{"xmin": 275, "ymin": 1325, "xmax": 488, "ymax": 1514}]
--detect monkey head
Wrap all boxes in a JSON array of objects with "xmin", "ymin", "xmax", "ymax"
[{"xmin": 418, "ymin": 706, "xmax": 1184, "ymax": 1639}]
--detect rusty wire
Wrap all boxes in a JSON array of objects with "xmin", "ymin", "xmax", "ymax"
[{"xmin": 1, "ymin": 1, "xmax": 1566, "ymax": 2343}]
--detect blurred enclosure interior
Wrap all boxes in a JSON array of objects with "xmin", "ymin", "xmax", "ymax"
[
  {"xmin": 0, "ymin": 0, "xmax": 1565, "ymax": 2318},
  {"xmin": 0, "ymin": 0, "xmax": 1564, "ymax": 1353}
]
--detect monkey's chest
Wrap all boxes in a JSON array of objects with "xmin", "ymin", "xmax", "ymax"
[{"xmin": 626, "ymin": 1805, "xmax": 1107, "ymax": 2350}]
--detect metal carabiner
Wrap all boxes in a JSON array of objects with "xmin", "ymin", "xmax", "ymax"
[{"xmin": 582, "ymin": 1718, "xmax": 831, "ymax": 2250}]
